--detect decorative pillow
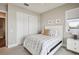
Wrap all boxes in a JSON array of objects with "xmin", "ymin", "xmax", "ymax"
[
  {"xmin": 48, "ymin": 29, "xmax": 57, "ymax": 37},
  {"xmin": 42, "ymin": 28, "xmax": 49, "ymax": 36}
]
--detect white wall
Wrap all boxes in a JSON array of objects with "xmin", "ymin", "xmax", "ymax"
[
  {"xmin": 7, "ymin": 4, "xmax": 40, "ymax": 48},
  {"xmin": 66, "ymin": 8, "xmax": 79, "ymax": 20}
]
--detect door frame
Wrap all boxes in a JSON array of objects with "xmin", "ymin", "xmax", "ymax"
[
  {"xmin": 0, "ymin": 10, "xmax": 7, "ymax": 47},
  {"xmin": 2, "ymin": 10, "xmax": 8, "ymax": 47}
]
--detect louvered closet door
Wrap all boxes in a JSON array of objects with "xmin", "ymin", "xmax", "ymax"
[{"xmin": 29, "ymin": 15, "xmax": 38, "ymax": 34}]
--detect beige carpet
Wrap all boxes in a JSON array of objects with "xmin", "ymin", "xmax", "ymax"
[
  {"xmin": 0, "ymin": 46, "xmax": 30, "ymax": 55},
  {"xmin": 0, "ymin": 46, "xmax": 78, "ymax": 55}
]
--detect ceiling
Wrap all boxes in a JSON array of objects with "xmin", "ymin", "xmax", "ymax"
[{"xmin": 13, "ymin": 3, "xmax": 65, "ymax": 14}]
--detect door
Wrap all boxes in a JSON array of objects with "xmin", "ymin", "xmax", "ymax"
[
  {"xmin": 23, "ymin": 13, "xmax": 29, "ymax": 37},
  {"xmin": 16, "ymin": 12, "xmax": 29, "ymax": 44},
  {"xmin": 29, "ymin": 15, "xmax": 38, "ymax": 34},
  {"xmin": 16, "ymin": 12, "xmax": 24, "ymax": 44},
  {"xmin": 0, "ymin": 18, "xmax": 5, "ymax": 47}
]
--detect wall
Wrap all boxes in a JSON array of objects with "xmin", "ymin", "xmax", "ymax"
[
  {"xmin": 40, "ymin": 3, "xmax": 79, "ymax": 47},
  {"xmin": 7, "ymin": 4, "xmax": 40, "ymax": 48},
  {"xmin": 0, "ymin": 3, "xmax": 7, "ymax": 11},
  {"xmin": 66, "ymin": 8, "xmax": 79, "ymax": 19}
]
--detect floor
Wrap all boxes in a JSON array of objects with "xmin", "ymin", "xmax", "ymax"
[
  {"xmin": 0, "ymin": 46, "xmax": 78, "ymax": 55},
  {"xmin": 54, "ymin": 47, "xmax": 78, "ymax": 55}
]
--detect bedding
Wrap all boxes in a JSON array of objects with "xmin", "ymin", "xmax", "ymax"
[
  {"xmin": 23, "ymin": 34, "xmax": 62, "ymax": 55},
  {"xmin": 41, "ymin": 26, "xmax": 58, "ymax": 37}
]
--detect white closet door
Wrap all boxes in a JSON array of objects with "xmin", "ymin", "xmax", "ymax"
[
  {"xmin": 29, "ymin": 15, "xmax": 38, "ymax": 34},
  {"xmin": 16, "ymin": 12, "xmax": 29, "ymax": 44},
  {"xmin": 23, "ymin": 13, "xmax": 29, "ymax": 37},
  {"xmin": 16, "ymin": 12, "xmax": 24, "ymax": 44}
]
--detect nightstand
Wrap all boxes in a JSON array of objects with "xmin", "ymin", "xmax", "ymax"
[{"xmin": 67, "ymin": 38, "xmax": 79, "ymax": 53}]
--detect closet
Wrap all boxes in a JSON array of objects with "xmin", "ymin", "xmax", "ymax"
[
  {"xmin": 16, "ymin": 12, "xmax": 38, "ymax": 45},
  {"xmin": 29, "ymin": 15, "xmax": 38, "ymax": 34},
  {"xmin": 0, "ymin": 11, "xmax": 6, "ymax": 47}
]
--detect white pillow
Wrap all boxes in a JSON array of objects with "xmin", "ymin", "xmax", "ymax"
[{"xmin": 48, "ymin": 30, "xmax": 57, "ymax": 37}]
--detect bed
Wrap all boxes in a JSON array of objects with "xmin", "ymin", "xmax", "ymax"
[{"xmin": 23, "ymin": 25, "xmax": 63, "ymax": 55}]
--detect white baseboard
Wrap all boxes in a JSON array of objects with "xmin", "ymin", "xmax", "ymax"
[{"xmin": 8, "ymin": 43, "xmax": 18, "ymax": 48}]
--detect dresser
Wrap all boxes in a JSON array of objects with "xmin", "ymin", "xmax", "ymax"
[{"xmin": 67, "ymin": 38, "xmax": 79, "ymax": 53}]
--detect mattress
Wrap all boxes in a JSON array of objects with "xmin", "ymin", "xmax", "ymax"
[{"xmin": 23, "ymin": 34, "xmax": 62, "ymax": 55}]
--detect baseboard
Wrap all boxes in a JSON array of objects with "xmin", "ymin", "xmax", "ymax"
[{"xmin": 8, "ymin": 43, "xmax": 18, "ymax": 48}]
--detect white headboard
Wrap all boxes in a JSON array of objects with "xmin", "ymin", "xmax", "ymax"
[{"xmin": 45, "ymin": 25, "xmax": 63, "ymax": 40}]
